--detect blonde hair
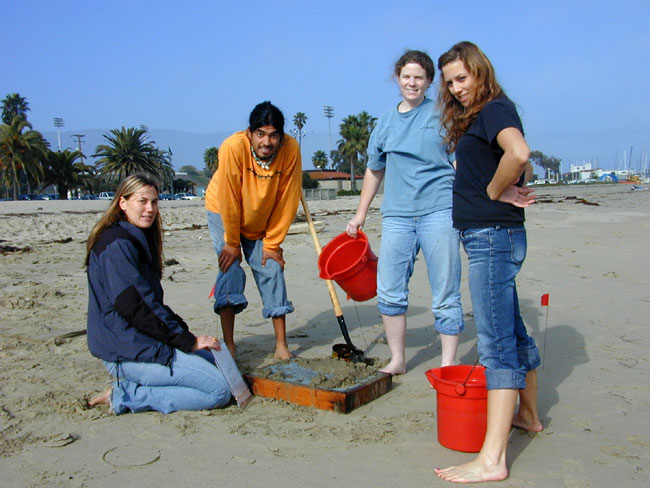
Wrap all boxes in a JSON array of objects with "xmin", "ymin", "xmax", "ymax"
[
  {"xmin": 85, "ymin": 173, "xmax": 163, "ymax": 276},
  {"xmin": 437, "ymin": 41, "xmax": 504, "ymax": 151}
]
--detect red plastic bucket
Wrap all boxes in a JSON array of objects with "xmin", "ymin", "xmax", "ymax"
[
  {"xmin": 425, "ymin": 365, "xmax": 487, "ymax": 452},
  {"xmin": 318, "ymin": 231, "xmax": 377, "ymax": 302}
]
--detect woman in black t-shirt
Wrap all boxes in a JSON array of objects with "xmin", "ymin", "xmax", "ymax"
[{"xmin": 434, "ymin": 41, "xmax": 542, "ymax": 483}]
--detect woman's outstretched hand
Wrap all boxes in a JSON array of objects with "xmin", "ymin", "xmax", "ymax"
[
  {"xmin": 498, "ymin": 185, "xmax": 536, "ymax": 208},
  {"xmin": 192, "ymin": 335, "xmax": 221, "ymax": 351}
]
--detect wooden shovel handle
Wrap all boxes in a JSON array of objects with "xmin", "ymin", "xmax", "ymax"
[{"xmin": 300, "ymin": 192, "xmax": 343, "ymax": 316}]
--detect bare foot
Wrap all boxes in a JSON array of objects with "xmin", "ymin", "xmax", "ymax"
[
  {"xmin": 274, "ymin": 344, "xmax": 293, "ymax": 360},
  {"xmin": 512, "ymin": 411, "xmax": 543, "ymax": 432},
  {"xmin": 379, "ymin": 360, "xmax": 406, "ymax": 375},
  {"xmin": 440, "ymin": 360, "xmax": 459, "ymax": 367},
  {"xmin": 435, "ymin": 458, "xmax": 508, "ymax": 483},
  {"xmin": 88, "ymin": 387, "xmax": 111, "ymax": 407}
]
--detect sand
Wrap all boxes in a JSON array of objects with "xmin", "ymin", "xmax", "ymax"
[
  {"xmin": 1, "ymin": 184, "xmax": 649, "ymax": 487},
  {"xmin": 251, "ymin": 357, "xmax": 388, "ymax": 390}
]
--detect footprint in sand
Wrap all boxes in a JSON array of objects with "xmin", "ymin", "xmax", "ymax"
[
  {"xmin": 627, "ymin": 435, "xmax": 650, "ymax": 447},
  {"xmin": 600, "ymin": 444, "xmax": 639, "ymax": 460},
  {"xmin": 42, "ymin": 432, "xmax": 80, "ymax": 447},
  {"xmin": 228, "ymin": 455, "xmax": 256, "ymax": 464},
  {"xmin": 562, "ymin": 475, "xmax": 594, "ymax": 488},
  {"xmin": 617, "ymin": 357, "xmax": 638, "ymax": 368}
]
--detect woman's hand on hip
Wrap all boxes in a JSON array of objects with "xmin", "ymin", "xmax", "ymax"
[{"xmin": 498, "ymin": 185, "xmax": 536, "ymax": 208}]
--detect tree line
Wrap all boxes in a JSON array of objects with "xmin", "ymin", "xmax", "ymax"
[
  {"xmin": 1, "ymin": 92, "xmax": 563, "ymax": 200},
  {"xmin": 295, "ymin": 110, "xmax": 563, "ymax": 189},
  {"xmin": 202, "ymin": 110, "xmax": 378, "ymax": 193},
  {"xmin": 0, "ymin": 93, "xmax": 177, "ymax": 200}
]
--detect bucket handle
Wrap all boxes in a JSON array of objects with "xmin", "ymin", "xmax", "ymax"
[{"xmin": 454, "ymin": 358, "xmax": 481, "ymax": 396}]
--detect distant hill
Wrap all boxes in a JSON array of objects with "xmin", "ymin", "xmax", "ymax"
[{"xmin": 42, "ymin": 129, "xmax": 332, "ymax": 170}]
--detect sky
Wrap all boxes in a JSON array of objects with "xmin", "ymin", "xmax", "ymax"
[{"xmin": 2, "ymin": 0, "xmax": 650, "ymax": 173}]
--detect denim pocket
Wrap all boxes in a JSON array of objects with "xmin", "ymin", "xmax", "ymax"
[
  {"xmin": 508, "ymin": 227, "xmax": 527, "ymax": 265},
  {"xmin": 460, "ymin": 228, "xmax": 491, "ymax": 253}
]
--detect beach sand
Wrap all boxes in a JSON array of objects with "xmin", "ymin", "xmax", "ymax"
[{"xmin": 1, "ymin": 184, "xmax": 648, "ymax": 487}]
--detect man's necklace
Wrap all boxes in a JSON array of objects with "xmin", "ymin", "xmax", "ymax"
[{"xmin": 251, "ymin": 145, "xmax": 275, "ymax": 170}]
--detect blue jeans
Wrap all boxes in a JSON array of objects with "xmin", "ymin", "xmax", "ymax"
[
  {"xmin": 207, "ymin": 211, "xmax": 294, "ymax": 319},
  {"xmin": 377, "ymin": 209, "xmax": 464, "ymax": 335},
  {"xmin": 460, "ymin": 226, "xmax": 541, "ymax": 390},
  {"xmin": 104, "ymin": 349, "xmax": 231, "ymax": 414}
]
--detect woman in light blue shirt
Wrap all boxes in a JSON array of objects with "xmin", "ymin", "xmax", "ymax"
[{"xmin": 346, "ymin": 50, "xmax": 464, "ymax": 374}]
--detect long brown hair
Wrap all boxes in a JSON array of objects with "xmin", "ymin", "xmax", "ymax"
[
  {"xmin": 85, "ymin": 173, "xmax": 163, "ymax": 276},
  {"xmin": 437, "ymin": 41, "xmax": 504, "ymax": 151}
]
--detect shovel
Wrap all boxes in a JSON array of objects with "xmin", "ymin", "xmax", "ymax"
[{"xmin": 300, "ymin": 192, "xmax": 365, "ymax": 362}]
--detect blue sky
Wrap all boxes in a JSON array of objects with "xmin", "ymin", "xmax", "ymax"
[{"xmin": 2, "ymin": 0, "xmax": 649, "ymax": 172}]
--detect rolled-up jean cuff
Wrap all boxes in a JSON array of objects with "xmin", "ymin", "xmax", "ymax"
[
  {"xmin": 484, "ymin": 368, "xmax": 527, "ymax": 390},
  {"xmin": 213, "ymin": 294, "xmax": 248, "ymax": 314},
  {"xmin": 377, "ymin": 301, "xmax": 407, "ymax": 317},
  {"xmin": 518, "ymin": 342, "xmax": 542, "ymax": 372},
  {"xmin": 110, "ymin": 382, "xmax": 130, "ymax": 415},
  {"xmin": 434, "ymin": 317, "xmax": 464, "ymax": 336},
  {"xmin": 263, "ymin": 303, "xmax": 294, "ymax": 319}
]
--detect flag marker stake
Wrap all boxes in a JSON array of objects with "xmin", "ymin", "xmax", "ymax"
[{"xmin": 541, "ymin": 294, "xmax": 549, "ymax": 370}]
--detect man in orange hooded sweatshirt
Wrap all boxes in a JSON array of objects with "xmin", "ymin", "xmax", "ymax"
[{"xmin": 205, "ymin": 101, "xmax": 302, "ymax": 360}]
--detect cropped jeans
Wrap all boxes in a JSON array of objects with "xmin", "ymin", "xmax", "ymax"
[
  {"xmin": 460, "ymin": 225, "xmax": 541, "ymax": 390},
  {"xmin": 377, "ymin": 208, "xmax": 464, "ymax": 336},
  {"xmin": 207, "ymin": 211, "xmax": 294, "ymax": 319},
  {"xmin": 104, "ymin": 349, "xmax": 231, "ymax": 414}
]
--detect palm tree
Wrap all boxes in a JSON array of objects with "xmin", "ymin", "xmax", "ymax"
[
  {"xmin": 152, "ymin": 147, "xmax": 174, "ymax": 193},
  {"xmin": 93, "ymin": 127, "xmax": 163, "ymax": 183},
  {"xmin": 337, "ymin": 112, "xmax": 377, "ymax": 192},
  {"xmin": 329, "ymin": 149, "xmax": 345, "ymax": 172},
  {"xmin": 0, "ymin": 117, "xmax": 48, "ymax": 199},
  {"xmin": 530, "ymin": 150, "xmax": 561, "ymax": 181},
  {"xmin": 311, "ymin": 150, "xmax": 328, "ymax": 169},
  {"xmin": 357, "ymin": 111, "xmax": 377, "ymax": 170},
  {"xmin": 1, "ymin": 93, "xmax": 30, "ymax": 124},
  {"xmin": 204, "ymin": 146, "xmax": 219, "ymax": 175},
  {"xmin": 292, "ymin": 112, "xmax": 308, "ymax": 148},
  {"xmin": 42, "ymin": 149, "xmax": 94, "ymax": 199},
  {"xmin": 338, "ymin": 115, "xmax": 364, "ymax": 191}
]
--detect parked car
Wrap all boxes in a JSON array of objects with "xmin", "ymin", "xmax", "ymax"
[
  {"xmin": 80, "ymin": 195, "xmax": 98, "ymax": 200},
  {"xmin": 174, "ymin": 193, "xmax": 198, "ymax": 200},
  {"xmin": 158, "ymin": 193, "xmax": 173, "ymax": 200},
  {"xmin": 98, "ymin": 191, "xmax": 114, "ymax": 200},
  {"xmin": 28, "ymin": 194, "xmax": 47, "ymax": 200}
]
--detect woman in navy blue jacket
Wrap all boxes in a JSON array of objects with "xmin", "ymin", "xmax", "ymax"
[{"xmin": 86, "ymin": 173, "xmax": 230, "ymax": 414}]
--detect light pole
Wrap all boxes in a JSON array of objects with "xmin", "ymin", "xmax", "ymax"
[
  {"xmin": 323, "ymin": 105, "xmax": 334, "ymax": 156},
  {"xmin": 72, "ymin": 134, "xmax": 85, "ymax": 164},
  {"xmin": 53, "ymin": 117, "xmax": 65, "ymax": 151}
]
